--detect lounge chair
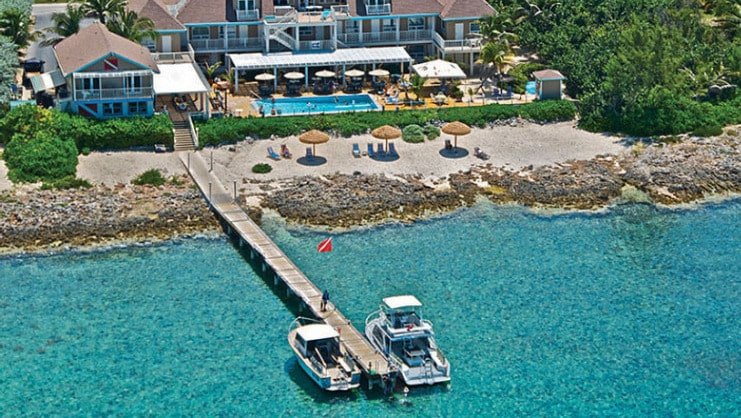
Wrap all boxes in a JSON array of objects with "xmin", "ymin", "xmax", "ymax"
[
  {"xmin": 388, "ymin": 142, "xmax": 398, "ymax": 158},
  {"xmin": 474, "ymin": 147, "xmax": 490, "ymax": 160},
  {"xmin": 305, "ymin": 147, "xmax": 313, "ymax": 159},
  {"xmin": 444, "ymin": 139, "xmax": 453, "ymax": 150},
  {"xmin": 281, "ymin": 144, "xmax": 292, "ymax": 159},
  {"xmin": 367, "ymin": 143, "xmax": 375, "ymax": 158},
  {"xmin": 267, "ymin": 146, "xmax": 280, "ymax": 160},
  {"xmin": 377, "ymin": 143, "xmax": 385, "ymax": 156},
  {"xmin": 352, "ymin": 143, "xmax": 361, "ymax": 158}
]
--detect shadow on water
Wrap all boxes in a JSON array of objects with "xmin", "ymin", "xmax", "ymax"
[{"xmin": 283, "ymin": 357, "xmax": 362, "ymax": 404}]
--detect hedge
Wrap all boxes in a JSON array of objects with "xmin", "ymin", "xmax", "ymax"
[
  {"xmin": 0, "ymin": 105, "xmax": 173, "ymax": 149},
  {"xmin": 4, "ymin": 131, "xmax": 78, "ymax": 182},
  {"xmin": 197, "ymin": 100, "xmax": 577, "ymax": 146}
]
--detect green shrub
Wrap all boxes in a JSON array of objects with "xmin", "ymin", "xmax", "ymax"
[
  {"xmin": 692, "ymin": 126, "xmax": 723, "ymax": 137},
  {"xmin": 509, "ymin": 63, "xmax": 546, "ymax": 94},
  {"xmin": 252, "ymin": 163, "xmax": 272, "ymax": 174},
  {"xmin": 402, "ymin": 124, "xmax": 425, "ymax": 143},
  {"xmin": 132, "ymin": 169, "xmax": 166, "ymax": 186},
  {"xmin": 424, "ymin": 124, "xmax": 440, "ymax": 140},
  {"xmin": 81, "ymin": 147, "xmax": 91, "ymax": 155},
  {"xmin": 40, "ymin": 176, "xmax": 92, "ymax": 190},
  {"xmin": 4, "ymin": 131, "xmax": 78, "ymax": 182}
]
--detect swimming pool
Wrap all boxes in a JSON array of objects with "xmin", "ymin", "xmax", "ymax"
[
  {"xmin": 253, "ymin": 94, "xmax": 379, "ymax": 116},
  {"xmin": 526, "ymin": 81, "xmax": 536, "ymax": 95}
]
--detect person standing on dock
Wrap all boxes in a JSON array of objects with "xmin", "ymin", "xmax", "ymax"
[{"xmin": 321, "ymin": 290, "xmax": 330, "ymax": 312}]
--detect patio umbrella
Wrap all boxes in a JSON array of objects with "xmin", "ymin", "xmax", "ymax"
[
  {"xmin": 344, "ymin": 69, "xmax": 364, "ymax": 78},
  {"xmin": 371, "ymin": 125, "xmax": 401, "ymax": 149},
  {"xmin": 284, "ymin": 72, "xmax": 305, "ymax": 80},
  {"xmin": 368, "ymin": 69, "xmax": 390, "ymax": 78},
  {"xmin": 299, "ymin": 130, "xmax": 330, "ymax": 157},
  {"xmin": 442, "ymin": 121, "xmax": 471, "ymax": 148},
  {"xmin": 316, "ymin": 70, "xmax": 336, "ymax": 78},
  {"xmin": 255, "ymin": 73, "xmax": 275, "ymax": 81}
]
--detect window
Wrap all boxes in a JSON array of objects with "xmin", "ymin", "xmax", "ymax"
[
  {"xmin": 470, "ymin": 22, "xmax": 480, "ymax": 33},
  {"xmin": 382, "ymin": 19, "xmax": 396, "ymax": 32},
  {"xmin": 103, "ymin": 102, "xmax": 123, "ymax": 116},
  {"xmin": 346, "ymin": 20, "xmax": 359, "ymax": 33},
  {"xmin": 238, "ymin": 0, "xmax": 255, "ymax": 10},
  {"xmin": 191, "ymin": 27, "xmax": 210, "ymax": 40},
  {"xmin": 299, "ymin": 27, "xmax": 313, "ymax": 37},
  {"xmin": 408, "ymin": 17, "xmax": 425, "ymax": 31},
  {"xmin": 219, "ymin": 26, "xmax": 237, "ymax": 39},
  {"xmin": 81, "ymin": 77, "xmax": 100, "ymax": 91},
  {"xmin": 128, "ymin": 101, "xmax": 148, "ymax": 115}
]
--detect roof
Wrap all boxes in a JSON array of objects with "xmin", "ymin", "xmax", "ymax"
[
  {"xmin": 54, "ymin": 23, "xmax": 158, "ymax": 75},
  {"xmin": 153, "ymin": 63, "xmax": 209, "ymax": 94},
  {"xmin": 127, "ymin": 0, "xmax": 185, "ymax": 30},
  {"xmin": 229, "ymin": 47, "xmax": 412, "ymax": 70},
  {"xmin": 391, "ymin": 0, "xmax": 443, "ymax": 15},
  {"xmin": 383, "ymin": 295, "xmax": 422, "ymax": 310},
  {"xmin": 413, "ymin": 59, "xmax": 466, "ymax": 79},
  {"xmin": 439, "ymin": 0, "xmax": 495, "ymax": 19},
  {"xmin": 177, "ymin": 0, "xmax": 235, "ymax": 23},
  {"xmin": 296, "ymin": 324, "xmax": 339, "ymax": 342},
  {"xmin": 30, "ymin": 70, "xmax": 66, "ymax": 93},
  {"xmin": 532, "ymin": 69, "xmax": 566, "ymax": 80}
]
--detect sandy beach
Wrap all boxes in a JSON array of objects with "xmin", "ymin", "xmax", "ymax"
[{"xmin": 76, "ymin": 151, "xmax": 186, "ymax": 185}]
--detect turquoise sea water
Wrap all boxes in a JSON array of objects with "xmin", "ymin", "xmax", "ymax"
[{"xmin": 1, "ymin": 201, "xmax": 739, "ymax": 416}]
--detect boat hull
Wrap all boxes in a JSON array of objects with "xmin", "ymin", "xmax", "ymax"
[{"xmin": 294, "ymin": 355, "xmax": 361, "ymax": 391}]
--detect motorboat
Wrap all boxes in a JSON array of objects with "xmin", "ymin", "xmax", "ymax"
[
  {"xmin": 288, "ymin": 318, "xmax": 361, "ymax": 391},
  {"xmin": 365, "ymin": 295, "xmax": 450, "ymax": 386}
]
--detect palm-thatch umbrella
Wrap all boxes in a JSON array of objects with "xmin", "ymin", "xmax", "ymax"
[
  {"xmin": 299, "ymin": 130, "xmax": 330, "ymax": 157},
  {"xmin": 371, "ymin": 125, "xmax": 401, "ymax": 149},
  {"xmin": 442, "ymin": 121, "xmax": 471, "ymax": 148}
]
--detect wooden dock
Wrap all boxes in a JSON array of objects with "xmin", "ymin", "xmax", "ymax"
[{"xmin": 180, "ymin": 152, "xmax": 393, "ymax": 382}]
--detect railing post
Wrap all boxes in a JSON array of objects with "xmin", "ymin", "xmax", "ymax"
[
  {"xmin": 208, "ymin": 182, "xmax": 212, "ymax": 202},
  {"xmin": 187, "ymin": 152, "xmax": 191, "ymax": 171},
  {"xmin": 233, "ymin": 181, "xmax": 237, "ymax": 201},
  {"xmin": 210, "ymin": 150, "xmax": 214, "ymax": 172}
]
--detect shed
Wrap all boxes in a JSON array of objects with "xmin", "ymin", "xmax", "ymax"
[{"xmin": 532, "ymin": 69, "xmax": 566, "ymax": 100}]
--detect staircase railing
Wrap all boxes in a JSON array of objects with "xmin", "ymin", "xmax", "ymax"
[{"xmin": 187, "ymin": 113, "xmax": 199, "ymax": 149}]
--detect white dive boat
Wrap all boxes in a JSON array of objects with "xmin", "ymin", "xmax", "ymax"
[
  {"xmin": 288, "ymin": 318, "xmax": 361, "ymax": 391},
  {"xmin": 365, "ymin": 295, "xmax": 451, "ymax": 386}
]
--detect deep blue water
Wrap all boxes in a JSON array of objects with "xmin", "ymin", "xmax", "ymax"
[
  {"xmin": 252, "ymin": 94, "xmax": 378, "ymax": 116},
  {"xmin": 1, "ymin": 201, "xmax": 739, "ymax": 416}
]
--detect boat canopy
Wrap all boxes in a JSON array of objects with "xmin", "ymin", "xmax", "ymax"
[
  {"xmin": 297, "ymin": 324, "xmax": 339, "ymax": 342},
  {"xmin": 383, "ymin": 295, "xmax": 422, "ymax": 310}
]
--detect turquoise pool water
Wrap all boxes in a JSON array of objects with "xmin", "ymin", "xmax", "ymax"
[
  {"xmin": 1, "ymin": 201, "xmax": 739, "ymax": 415},
  {"xmin": 253, "ymin": 94, "xmax": 379, "ymax": 116},
  {"xmin": 526, "ymin": 81, "xmax": 536, "ymax": 95}
]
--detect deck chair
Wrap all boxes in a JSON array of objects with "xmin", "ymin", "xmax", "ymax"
[
  {"xmin": 281, "ymin": 144, "xmax": 292, "ymax": 159},
  {"xmin": 367, "ymin": 143, "xmax": 375, "ymax": 158},
  {"xmin": 377, "ymin": 143, "xmax": 385, "ymax": 156},
  {"xmin": 267, "ymin": 146, "xmax": 280, "ymax": 160},
  {"xmin": 388, "ymin": 142, "xmax": 398, "ymax": 157},
  {"xmin": 305, "ymin": 147, "xmax": 313, "ymax": 159},
  {"xmin": 444, "ymin": 139, "xmax": 453, "ymax": 150},
  {"xmin": 352, "ymin": 143, "xmax": 361, "ymax": 158}
]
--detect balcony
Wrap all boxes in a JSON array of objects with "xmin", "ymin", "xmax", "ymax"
[
  {"xmin": 432, "ymin": 31, "xmax": 483, "ymax": 52},
  {"xmin": 365, "ymin": 2, "xmax": 391, "ymax": 15},
  {"xmin": 399, "ymin": 29, "xmax": 433, "ymax": 43},
  {"xmin": 74, "ymin": 87, "xmax": 153, "ymax": 101},
  {"xmin": 236, "ymin": 9, "xmax": 260, "ymax": 21},
  {"xmin": 190, "ymin": 38, "xmax": 226, "ymax": 52},
  {"xmin": 152, "ymin": 45, "xmax": 195, "ymax": 64},
  {"xmin": 331, "ymin": 5, "xmax": 350, "ymax": 19},
  {"xmin": 227, "ymin": 36, "xmax": 263, "ymax": 51},
  {"xmin": 338, "ymin": 30, "xmax": 432, "ymax": 46}
]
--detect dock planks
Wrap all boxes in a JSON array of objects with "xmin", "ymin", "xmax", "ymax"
[{"xmin": 181, "ymin": 152, "xmax": 392, "ymax": 377}]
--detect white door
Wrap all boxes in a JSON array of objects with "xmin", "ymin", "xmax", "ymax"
[
  {"xmin": 455, "ymin": 23, "xmax": 464, "ymax": 40},
  {"xmin": 161, "ymin": 35, "xmax": 172, "ymax": 53}
]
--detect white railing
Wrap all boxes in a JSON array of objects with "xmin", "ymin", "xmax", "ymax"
[
  {"xmin": 75, "ymin": 87, "xmax": 153, "ymax": 101},
  {"xmin": 271, "ymin": 29, "xmax": 296, "ymax": 49},
  {"xmin": 399, "ymin": 29, "xmax": 432, "ymax": 42},
  {"xmin": 338, "ymin": 31, "xmax": 402, "ymax": 45},
  {"xmin": 187, "ymin": 113, "xmax": 199, "ymax": 149},
  {"xmin": 298, "ymin": 39, "xmax": 334, "ymax": 51},
  {"xmin": 190, "ymin": 38, "xmax": 226, "ymax": 51},
  {"xmin": 236, "ymin": 9, "xmax": 260, "ymax": 21},
  {"xmin": 227, "ymin": 37, "xmax": 263, "ymax": 50},
  {"xmin": 365, "ymin": 2, "xmax": 391, "ymax": 15},
  {"xmin": 331, "ymin": 5, "xmax": 349, "ymax": 17},
  {"xmin": 152, "ymin": 46, "xmax": 195, "ymax": 63},
  {"xmin": 432, "ymin": 31, "xmax": 482, "ymax": 50}
]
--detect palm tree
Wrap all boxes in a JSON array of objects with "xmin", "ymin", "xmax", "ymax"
[
  {"xmin": 0, "ymin": 9, "xmax": 41, "ymax": 53},
  {"xmin": 41, "ymin": 4, "xmax": 86, "ymax": 47},
  {"xmin": 203, "ymin": 60, "xmax": 222, "ymax": 82},
  {"xmin": 409, "ymin": 73, "xmax": 426, "ymax": 103},
  {"xmin": 524, "ymin": 0, "xmax": 561, "ymax": 20},
  {"xmin": 479, "ymin": 41, "xmax": 515, "ymax": 85},
  {"xmin": 81, "ymin": 0, "xmax": 127, "ymax": 24},
  {"xmin": 106, "ymin": 11, "xmax": 157, "ymax": 43},
  {"xmin": 478, "ymin": 12, "xmax": 523, "ymax": 50}
]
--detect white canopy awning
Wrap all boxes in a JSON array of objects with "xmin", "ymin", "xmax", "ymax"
[
  {"xmin": 228, "ymin": 47, "xmax": 413, "ymax": 71},
  {"xmin": 153, "ymin": 63, "xmax": 209, "ymax": 95},
  {"xmin": 412, "ymin": 59, "xmax": 467, "ymax": 79},
  {"xmin": 296, "ymin": 324, "xmax": 339, "ymax": 342}
]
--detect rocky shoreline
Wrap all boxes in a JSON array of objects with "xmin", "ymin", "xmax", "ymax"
[
  {"xmin": 0, "ymin": 176, "xmax": 220, "ymax": 255},
  {"xmin": 251, "ymin": 130, "xmax": 740, "ymax": 227}
]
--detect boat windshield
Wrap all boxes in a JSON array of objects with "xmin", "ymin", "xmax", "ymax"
[{"xmin": 386, "ymin": 309, "xmax": 422, "ymax": 329}]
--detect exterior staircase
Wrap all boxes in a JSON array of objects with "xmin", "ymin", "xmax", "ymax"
[{"xmin": 173, "ymin": 120, "xmax": 196, "ymax": 151}]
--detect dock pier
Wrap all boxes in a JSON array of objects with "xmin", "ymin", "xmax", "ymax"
[{"xmin": 181, "ymin": 152, "xmax": 392, "ymax": 387}]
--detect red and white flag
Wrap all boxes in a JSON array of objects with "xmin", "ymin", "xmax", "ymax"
[{"xmin": 317, "ymin": 237, "xmax": 333, "ymax": 253}]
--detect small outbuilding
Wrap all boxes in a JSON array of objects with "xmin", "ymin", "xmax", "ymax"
[{"xmin": 532, "ymin": 69, "xmax": 566, "ymax": 100}]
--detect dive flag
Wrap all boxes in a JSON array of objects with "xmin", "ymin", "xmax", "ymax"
[{"xmin": 317, "ymin": 237, "xmax": 333, "ymax": 253}]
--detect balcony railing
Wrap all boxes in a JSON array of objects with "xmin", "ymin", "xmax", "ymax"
[
  {"xmin": 190, "ymin": 38, "xmax": 226, "ymax": 51},
  {"xmin": 298, "ymin": 39, "xmax": 334, "ymax": 51},
  {"xmin": 74, "ymin": 87, "xmax": 153, "ymax": 101},
  {"xmin": 433, "ymin": 31, "xmax": 483, "ymax": 51},
  {"xmin": 192, "ymin": 37, "xmax": 263, "ymax": 52},
  {"xmin": 399, "ymin": 29, "xmax": 432, "ymax": 42},
  {"xmin": 331, "ymin": 5, "xmax": 349, "ymax": 18},
  {"xmin": 236, "ymin": 9, "xmax": 260, "ymax": 21},
  {"xmin": 338, "ymin": 30, "xmax": 431, "ymax": 45},
  {"xmin": 152, "ymin": 45, "xmax": 195, "ymax": 63},
  {"xmin": 365, "ymin": 2, "xmax": 391, "ymax": 15},
  {"xmin": 227, "ymin": 37, "xmax": 263, "ymax": 50}
]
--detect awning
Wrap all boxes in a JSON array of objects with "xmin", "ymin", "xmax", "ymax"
[
  {"xmin": 228, "ymin": 47, "xmax": 413, "ymax": 71},
  {"xmin": 412, "ymin": 59, "xmax": 467, "ymax": 79},
  {"xmin": 30, "ymin": 70, "xmax": 66, "ymax": 93},
  {"xmin": 153, "ymin": 63, "xmax": 209, "ymax": 95}
]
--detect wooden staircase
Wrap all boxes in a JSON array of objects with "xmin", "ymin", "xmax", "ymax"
[{"xmin": 173, "ymin": 120, "xmax": 196, "ymax": 151}]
